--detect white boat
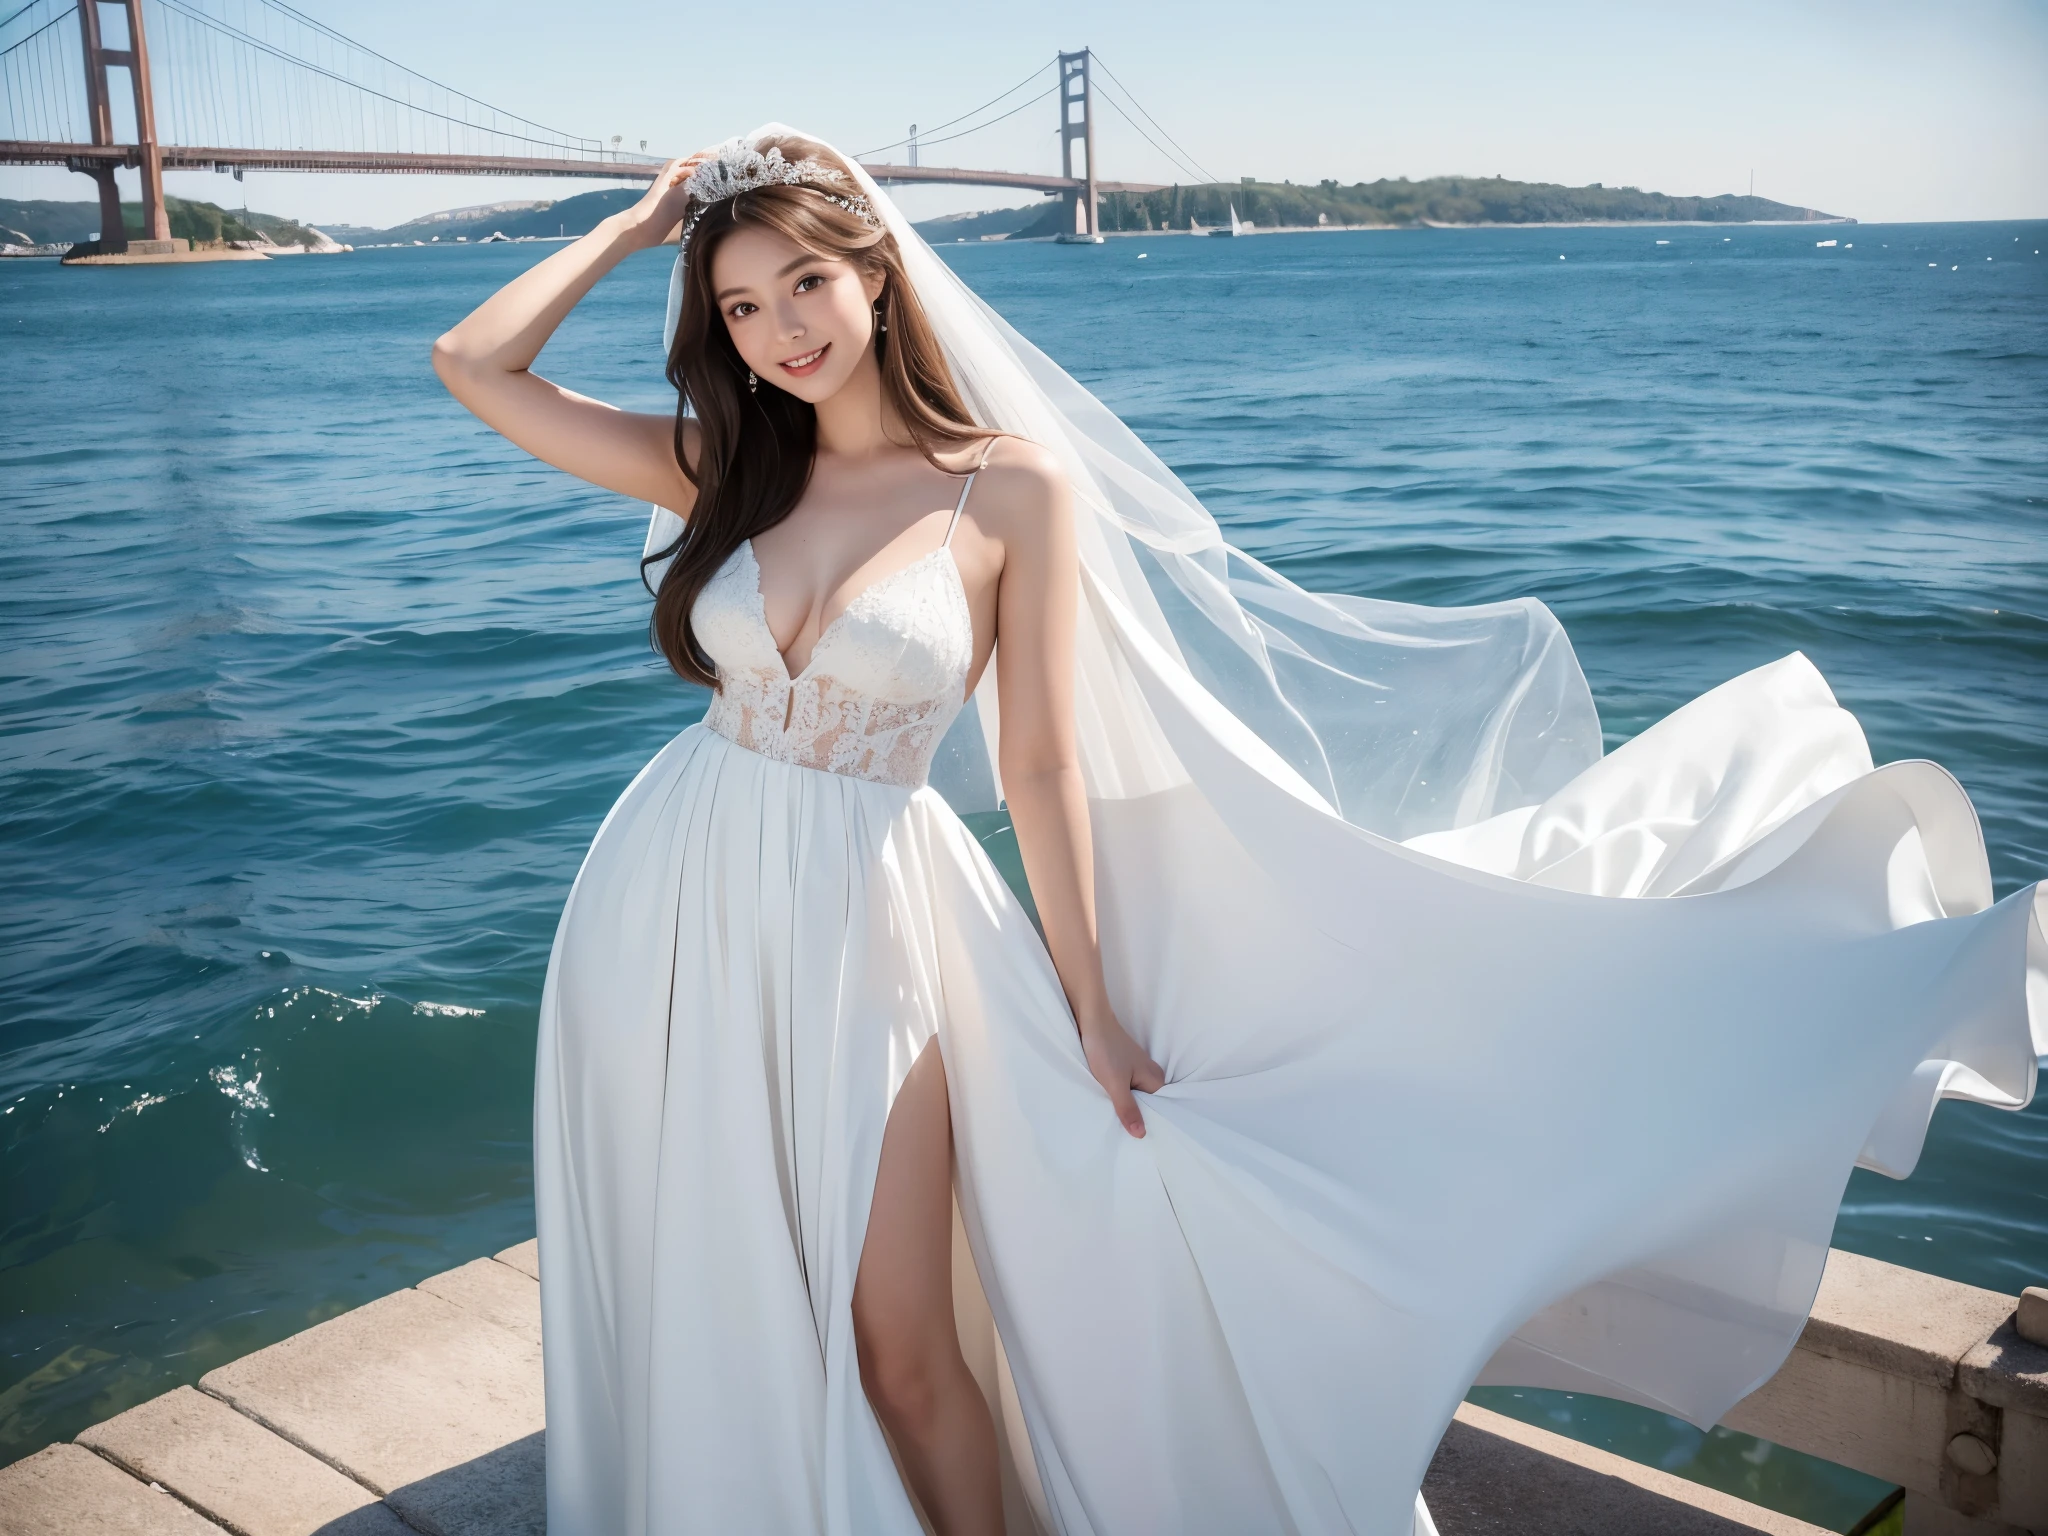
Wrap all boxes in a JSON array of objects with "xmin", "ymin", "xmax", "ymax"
[
  {"xmin": 1209, "ymin": 203, "xmax": 1246, "ymax": 237},
  {"xmin": 1816, "ymin": 239, "xmax": 1838, "ymax": 248}
]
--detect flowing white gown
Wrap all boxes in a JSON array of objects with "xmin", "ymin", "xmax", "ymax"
[{"xmin": 533, "ymin": 128, "xmax": 2047, "ymax": 1536}]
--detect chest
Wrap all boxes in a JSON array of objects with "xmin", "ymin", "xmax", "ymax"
[{"xmin": 693, "ymin": 539, "xmax": 974, "ymax": 703}]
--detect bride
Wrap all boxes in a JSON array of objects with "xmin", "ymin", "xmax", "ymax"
[{"xmin": 433, "ymin": 130, "xmax": 2044, "ymax": 1536}]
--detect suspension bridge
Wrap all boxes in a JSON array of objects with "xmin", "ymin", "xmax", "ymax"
[{"xmin": 0, "ymin": 1, "xmax": 1216, "ymax": 255}]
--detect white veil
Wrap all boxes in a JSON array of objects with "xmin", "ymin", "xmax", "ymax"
[{"xmin": 644, "ymin": 127, "xmax": 1601, "ymax": 840}]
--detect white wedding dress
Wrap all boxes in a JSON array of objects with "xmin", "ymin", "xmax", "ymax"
[{"xmin": 532, "ymin": 129, "xmax": 2046, "ymax": 1536}]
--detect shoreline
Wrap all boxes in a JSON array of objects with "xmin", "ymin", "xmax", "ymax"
[{"xmin": 992, "ymin": 217, "xmax": 1861, "ymax": 243}]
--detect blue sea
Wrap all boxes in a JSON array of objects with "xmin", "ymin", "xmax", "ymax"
[{"xmin": 3, "ymin": 220, "xmax": 2044, "ymax": 1527}]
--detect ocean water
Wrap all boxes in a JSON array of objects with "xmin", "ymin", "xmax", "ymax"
[{"xmin": 3, "ymin": 220, "xmax": 2044, "ymax": 1526}]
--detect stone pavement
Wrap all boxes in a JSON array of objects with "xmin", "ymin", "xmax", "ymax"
[{"xmin": 0, "ymin": 1235, "xmax": 1830, "ymax": 1535}]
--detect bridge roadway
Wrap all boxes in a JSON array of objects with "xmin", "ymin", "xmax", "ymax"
[{"xmin": 0, "ymin": 140, "xmax": 1170, "ymax": 195}]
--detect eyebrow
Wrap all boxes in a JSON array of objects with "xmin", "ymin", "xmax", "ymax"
[{"xmin": 715, "ymin": 254, "xmax": 825, "ymax": 303}]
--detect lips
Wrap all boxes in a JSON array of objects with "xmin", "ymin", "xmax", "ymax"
[{"xmin": 778, "ymin": 343, "xmax": 829, "ymax": 378}]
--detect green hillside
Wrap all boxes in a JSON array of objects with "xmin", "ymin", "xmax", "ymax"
[
  {"xmin": 1, "ymin": 193, "xmax": 330, "ymax": 247},
  {"xmin": 912, "ymin": 204, "xmax": 1052, "ymax": 243},
  {"xmin": 0, "ymin": 198, "xmax": 101, "ymax": 245},
  {"xmin": 1007, "ymin": 177, "xmax": 1850, "ymax": 238},
  {"xmin": 8, "ymin": 173, "xmax": 1847, "ymax": 255},
  {"xmin": 335, "ymin": 187, "xmax": 642, "ymax": 245}
]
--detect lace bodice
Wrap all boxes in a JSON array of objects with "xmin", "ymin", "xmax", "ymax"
[{"xmin": 693, "ymin": 474, "xmax": 982, "ymax": 788}]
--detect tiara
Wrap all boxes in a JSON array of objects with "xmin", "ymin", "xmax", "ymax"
[{"xmin": 677, "ymin": 141, "xmax": 880, "ymax": 257}]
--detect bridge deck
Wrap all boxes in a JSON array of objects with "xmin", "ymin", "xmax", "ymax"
[{"xmin": 0, "ymin": 141, "xmax": 1170, "ymax": 194}]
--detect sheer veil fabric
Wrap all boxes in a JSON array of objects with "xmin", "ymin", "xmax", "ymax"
[{"xmin": 555, "ymin": 126, "xmax": 2048, "ymax": 1534}]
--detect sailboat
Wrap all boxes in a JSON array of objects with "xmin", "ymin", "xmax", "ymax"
[{"xmin": 1209, "ymin": 202, "xmax": 1247, "ymax": 237}]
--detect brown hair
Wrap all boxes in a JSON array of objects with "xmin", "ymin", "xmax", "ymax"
[{"xmin": 644, "ymin": 134, "xmax": 995, "ymax": 689}]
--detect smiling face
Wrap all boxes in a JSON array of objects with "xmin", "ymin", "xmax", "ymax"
[{"xmin": 709, "ymin": 224, "xmax": 885, "ymax": 405}]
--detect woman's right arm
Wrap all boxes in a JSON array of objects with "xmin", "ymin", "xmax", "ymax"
[{"xmin": 431, "ymin": 155, "xmax": 704, "ymax": 513}]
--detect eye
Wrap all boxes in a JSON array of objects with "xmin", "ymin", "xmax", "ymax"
[
  {"xmin": 727, "ymin": 301, "xmax": 757, "ymax": 319},
  {"xmin": 794, "ymin": 273, "xmax": 826, "ymax": 294}
]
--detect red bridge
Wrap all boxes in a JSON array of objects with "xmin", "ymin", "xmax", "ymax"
[{"xmin": 1, "ymin": 4, "xmax": 1203, "ymax": 250}]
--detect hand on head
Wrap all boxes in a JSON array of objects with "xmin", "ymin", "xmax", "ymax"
[{"xmin": 628, "ymin": 147, "xmax": 722, "ymax": 249}]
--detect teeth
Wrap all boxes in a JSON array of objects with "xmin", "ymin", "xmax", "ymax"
[{"xmin": 782, "ymin": 347, "xmax": 825, "ymax": 369}]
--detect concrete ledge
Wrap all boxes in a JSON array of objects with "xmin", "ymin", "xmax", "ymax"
[
  {"xmin": 1724, "ymin": 1250, "xmax": 2046, "ymax": 1531},
  {"xmin": 61, "ymin": 239, "xmax": 269, "ymax": 265},
  {"xmin": 1425, "ymin": 1402, "xmax": 1830, "ymax": 1535},
  {"xmin": 493, "ymin": 1238, "xmax": 539, "ymax": 1281},
  {"xmin": 0, "ymin": 1442, "xmax": 225, "ymax": 1534},
  {"xmin": 200, "ymin": 1285, "xmax": 544, "ymax": 1534},
  {"xmin": 5, "ymin": 1240, "xmax": 2038, "ymax": 1534},
  {"xmin": 417, "ymin": 1256, "xmax": 542, "ymax": 1347},
  {"xmin": 77, "ymin": 1385, "xmax": 408, "ymax": 1536},
  {"xmin": 1959, "ymin": 1320, "xmax": 2048, "ymax": 1418},
  {"xmin": 1800, "ymin": 1251, "xmax": 2019, "ymax": 1392}
]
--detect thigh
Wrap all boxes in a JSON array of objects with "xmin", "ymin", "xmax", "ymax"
[{"xmin": 854, "ymin": 1036, "xmax": 956, "ymax": 1347}]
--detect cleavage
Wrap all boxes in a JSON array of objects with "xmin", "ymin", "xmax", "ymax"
[{"xmin": 754, "ymin": 511, "xmax": 951, "ymax": 679}]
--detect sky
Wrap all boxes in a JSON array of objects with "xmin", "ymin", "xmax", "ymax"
[{"xmin": 4, "ymin": 0, "xmax": 2044, "ymax": 230}]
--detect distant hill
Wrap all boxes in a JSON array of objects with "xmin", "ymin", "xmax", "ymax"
[
  {"xmin": 303, "ymin": 174, "xmax": 1849, "ymax": 253},
  {"xmin": 962, "ymin": 178, "xmax": 1851, "ymax": 240},
  {"xmin": 0, "ymin": 197, "xmax": 101, "ymax": 246},
  {"xmin": 334, "ymin": 188, "xmax": 642, "ymax": 245},
  {"xmin": 317, "ymin": 197, "xmax": 548, "ymax": 244},
  {"xmin": 911, "ymin": 203, "xmax": 1054, "ymax": 243},
  {"xmin": 1059, "ymin": 178, "xmax": 1851, "ymax": 237},
  {"xmin": 8, "ymin": 170, "xmax": 1843, "ymax": 255},
  {"xmin": 1, "ymin": 194, "xmax": 335, "ymax": 248}
]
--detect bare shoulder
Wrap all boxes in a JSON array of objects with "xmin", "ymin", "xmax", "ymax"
[{"xmin": 961, "ymin": 435, "xmax": 1071, "ymax": 545}]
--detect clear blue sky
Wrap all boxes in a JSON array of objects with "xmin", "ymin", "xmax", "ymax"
[{"xmin": 4, "ymin": 0, "xmax": 2043, "ymax": 228}]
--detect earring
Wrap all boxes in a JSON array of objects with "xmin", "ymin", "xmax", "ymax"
[
  {"xmin": 874, "ymin": 299, "xmax": 887, "ymax": 334},
  {"xmin": 746, "ymin": 368, "xmax": 757, "ymax": 394}
]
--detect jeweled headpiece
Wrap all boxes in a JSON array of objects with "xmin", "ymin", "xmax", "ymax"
[{"xmin": 677, "ymin": 140, "xmax": 880, "ymax": 260}]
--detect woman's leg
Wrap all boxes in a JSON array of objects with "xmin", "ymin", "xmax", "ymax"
[{"xmin": 853, "ymin": 1037, "xmax": 1003, "ymax": 1535}]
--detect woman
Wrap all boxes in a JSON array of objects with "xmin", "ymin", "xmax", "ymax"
[{"xmin": 434, "ymin": 131, "xmax": 2043, "ymax": 1536}]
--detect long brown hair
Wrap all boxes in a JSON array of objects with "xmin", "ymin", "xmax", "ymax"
[{"xmin": 645, "ymin": 135, "xmax": 995, "ymax": 689}]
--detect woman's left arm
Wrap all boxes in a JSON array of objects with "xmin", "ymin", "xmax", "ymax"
[{"xmin": 984, "ymin": 441, "xmax": 1165, "ymax": 1137}]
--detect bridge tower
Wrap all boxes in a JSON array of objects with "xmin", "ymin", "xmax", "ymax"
[
  {"xmin": 1056, "ymin": 49, "xmax": 1102, "ymax": 243},
  {"xmin": 72, "ymin": 0, "xmax": 171, "ymax": 248}
]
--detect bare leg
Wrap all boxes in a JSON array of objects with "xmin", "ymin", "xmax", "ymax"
[{"xmin": 854, "ymin": 1037, "xmax": 1003, "ymax": 1534}]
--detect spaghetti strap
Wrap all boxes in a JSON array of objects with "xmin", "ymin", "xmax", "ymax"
[{"xmin": 943, "ymin": 438, "xmax": 998, "ymax": 547}]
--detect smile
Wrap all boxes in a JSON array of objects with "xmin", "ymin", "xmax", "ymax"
[{"xmin": 778, "ymin": 344, "xmax": 829, "ymax": 377}]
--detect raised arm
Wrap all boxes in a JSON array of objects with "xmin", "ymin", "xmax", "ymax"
[
  {"xmin": 985, "ymin": 441, "xmax": 1166, "ymax": 1137},
  {"xmin": 430, "ymin": 156, "xmax": 704, "ymax": 512}
]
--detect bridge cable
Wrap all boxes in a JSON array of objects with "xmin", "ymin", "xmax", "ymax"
[
  {"xmin": 200, "ymin": 10, "xmax": 227, "ymax": 145},
  {"xmin": 854, "ymin": 55, "xmax": 1055, "ymax": 159},
  {"xmin": 5, "ymin": 9, "xmax": 49, "ymax": 136},
  {"xmin": 887, "ymin": 82, "xmax": 1059, "ymax": 155},
  {"xmin": 1087, "ymin": 53, "xmax": 1219, "ymax": 184},
  {"xmin": 32, "ymin": 6, "xmax": 70, "ymax": 141},
  {"xmin": 0, "ymin": 0, "xmax": 46, "ymax": 36},
  {"xmin": 1091, "ymin": 85, "xmax": 1210, "ymax": 187},
  {"xmin": 2, "ymin": 6, "xmax": 67, "ymax": 141},
  {"xmin": 144, "ymin": 0, "xmax": 638, "ymax": 159},
  {"xmin": 239, "ymin": 0, "xmax": 605, "ymax": 151},
  {"xmin": 150, "ymin": 0, "xmax": 634, "ymax": 159},
  {"xmin": 0, "ymin": 5, "xmax": 68, "ymax": 62}
]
